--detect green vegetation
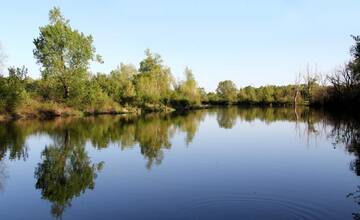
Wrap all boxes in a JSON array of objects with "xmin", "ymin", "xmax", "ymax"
[
  {"xmin": 172, "ymin": 67, "xmax": 202, "ymax": 108},
  {"xmin": 0, "ymin": 66, "xmax": 28, "ymax": 113},
  {"xmin": 0, "ymin": 7, "xmax": 359, "ymax": 120},
  {"xmin": 216, "ymin": 80, "xmax": 238, "ymax": 104}
]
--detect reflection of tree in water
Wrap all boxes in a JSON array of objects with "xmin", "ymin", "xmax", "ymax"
[
  {"xmin": 0, "ymin": 122, "xmax": 28, "ymax": 161},
  {"xmin": 327, "ymin": 115, "xmax": 360, "ymax": 219},
  {"xmin": 118, "ymin": 111, "xmax": 205, "ymax": 169},
  {"xmin": 173, "ymin": 110, "xmax": 206, "ymax": 145},
  {"xmin": 347, "ymin": 186, "xmax": 360, "ymax": 220},
  {"xmin": 29, "ymin": 112, "xmax": 205, "ymax": 217},
  {"xmin": 134, "ymin": 114, "xmax": 173, "ymax": 169},
  {"xmin": 34, "ymin": 130, "xmax": 104, "ymax": 219},
  {"xmin": 3, "ymin": 107, "xmax": 336, "ymax": 218},
  {"xmin": 0, "ymin": 122, "xmax": 28, "ymax": 193},
  {"xmin": 236, "ymin": 106, "xmax": 312, "ymax": 123},
  {"xmin": 0, "ymin": 161, "xmax": 8, "ymax": 192},
  {"xmin": 216, "ymin": 107, "xmax": 238, "ymax": 129}
]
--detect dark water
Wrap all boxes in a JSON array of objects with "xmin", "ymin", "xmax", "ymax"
[{"xmin": 0, "ymin": 107, "xmax": 359, "ymax": 220}]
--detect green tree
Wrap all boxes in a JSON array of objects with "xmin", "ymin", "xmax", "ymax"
[
  {"xmin": 216, "ymin": 80, "xmax": 238, "ymax": 103},
  {"xmin": 33, "ymin": 7, "xmax": 102, "ymax": 103},
  {"xmin": 177, "ymin": 67, "xmax": 201, "ymax": 105},
  {"xmin": 109, "ymin": 63, "xmax": 137, "ymax": 103},
  {"xmin": 259, "ymin": 86, "xmax": 275, "ymax": 103},
  {"xmin": 135, "ymin": 50, "xmax": 173, "ymax": 103},
  {"xmin": 198, "ymin": 87, "xmax": 208, "ymax": 102},
  {"xmin": 0, "ymin": 66, "xmax": 28, "ymax": 113},
  {"xmin": 82, "ymin": 77, "xmax": 112, "ymax": 111}
]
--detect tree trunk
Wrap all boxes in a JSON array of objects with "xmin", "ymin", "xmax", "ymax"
[
  {"xmin": 63, "ymin": 84, "xmax": 69, "ymax": 99},
  {"xmin": 294, "ymin": 89, "xmax": 299, "ymax": 106}
]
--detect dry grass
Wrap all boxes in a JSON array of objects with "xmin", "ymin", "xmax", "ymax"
[
  {"xmin": 14, "ymin": 98, "xmax": 82, "ymax": 119},
  {"xmin": 0, "ymin": 97, "xmax": 143, "ymax": 121}
]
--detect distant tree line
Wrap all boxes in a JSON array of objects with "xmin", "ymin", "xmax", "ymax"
[{"xmin": 0, "ymin": 7, "xmax": 359, "ymax": 118}]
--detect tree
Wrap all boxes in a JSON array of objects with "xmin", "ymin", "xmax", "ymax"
[
  {"xmin": 135, "ymin": 50, "xmax": 173, "ymax": 103},
  {"xmin": 0, "ymin": 66, "xmax": 28, "ymax": 112},
  {"xmin": 326, "ymin": 35, "xmax": 360, "ymax": 106},
  {"xmin": 33, "ymin": 7, "xmax": 102, "ymax": 102},
  {"xmin": 216, "ymin": 80, "xmax": 238, "ymax": 103},
  {"xmin": 349, "ymin": 35, "xmax": 360, "ymax": 82},
  {"xmin": 177, "ymin": 67, "xmax": 201, "ymax": 105},
  {"xmin": 259, "ymin": 86, "xmax": 275, "ymax": 103},
  {"xmin": 198, "ymin": 87, "xmax": 208, "ymax": 102},
  {"xmin": 303, "ymin": 68, "xmax": 319, "ymax": 103},
  {"xmin": 109, "ymin": 63, "xmax": 137, "ymax": 103}
]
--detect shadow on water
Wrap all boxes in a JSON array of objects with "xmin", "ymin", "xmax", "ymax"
[{"xmin": 0, "ymin": 107, "xmax": 359, "ymax": 219}]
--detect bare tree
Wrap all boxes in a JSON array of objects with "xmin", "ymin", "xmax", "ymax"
[
  {"xmin": 294, "ymin": 72, "xmax": 301, "ymax": 106},
  {"xmin": 327, "ymin": 64, "xmax": 357, "ymax": 96},
  {"xmin": 302, "ymin": 64, "xmax": 321, "ymax": 103},
  {"xmin": 303, "ymin": 64, "xmax": 320, "ymax": 85}
]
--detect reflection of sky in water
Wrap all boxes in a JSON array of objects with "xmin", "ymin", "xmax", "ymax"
[{"xmin": 0, "ymin": 108, "xmax": 359, "ymax": 220}]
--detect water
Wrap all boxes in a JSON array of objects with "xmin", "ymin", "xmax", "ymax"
[{"xmin": 0, "ymin": 107, "xmax": 359, "ymax": 220}]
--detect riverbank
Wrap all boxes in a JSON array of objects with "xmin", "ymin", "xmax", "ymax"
[
  {"xmin": 0, "ymin": 100, "xmax": 186, "ymax": 122},
  {"xmin": 0, "ymin": 100, "xmax": 215, "ymax": 122},
  {"xmin": 0, "ymin": 98, "xmax": 353, "ymax": 123}
]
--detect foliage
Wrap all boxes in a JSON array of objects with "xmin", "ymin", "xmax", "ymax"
[
  {"xmin": 108, "ymin": 63, "xmax": 137, "ymax": 103},
  {"xmin": 0, "ymin": 66, "xmax": 28, "ymax": 113},
  {"xmin": 135, "ymin": 49, "xmax": 173, "ymax": 104},
  {"xmin": 174, "ymin": 67, "xmax": 201, "ymax": 106},
  {"xmin": 238, "ymin": 85, "xmax": 296, "ymax": 105},
  {"xmin": 33, "ymin": 7, "xmax": 101, "ymax": 103},
  {"xmin": 216, "ymin": 80, "xmax": 238, "ymax": 103}
]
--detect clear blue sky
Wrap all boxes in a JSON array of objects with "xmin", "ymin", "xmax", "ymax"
[{"xmin": 1, "ymin": 0, "xmax": 359, "ymax": 91}]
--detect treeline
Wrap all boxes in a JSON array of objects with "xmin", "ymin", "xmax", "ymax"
[
  {"xmin": 0, "ymin": 7, "xmax": 206, "ymax": 119},
  {"xmin": 195, "ymin": 33, "xmax": 360, "ymax": 110},
  {"xmin": 208, "ymin": 35, "xmax": 360, "ymax": 109},
  {"xmin": 0, "ymin": 7, "xmax": 359, "ymax": 119}
]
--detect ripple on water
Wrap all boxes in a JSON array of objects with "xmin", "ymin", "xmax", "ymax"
[{"xmin": 174, "ymin": 193, "xmax": 336, "ymax": 220}]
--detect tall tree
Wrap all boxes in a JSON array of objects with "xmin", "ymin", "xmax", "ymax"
[
  {"xmin": 33, "ymin": 7, "xmax": 102, "ymax": 102},
  {"xmin": 135, "ymin": 49, "xmax": 173, "ymax": 103},
  {"xmin": 109, "ymin": 63, "xmax": 137, "ymax": 103},
  {"xmin": 177, "ymin": 67, "xmax": 201, "ymax": 105},
  {"xmin": 216, "ymin": 80, "xmax": 238, "ymax": 103}
]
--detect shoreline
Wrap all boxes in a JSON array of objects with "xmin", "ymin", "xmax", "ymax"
[
  {"xmin": 0, "ymin": 103, "xmax": 304, "ymax": 122},
  {"xmin": 3, "ymin": 101, "xmax": 355, "ymax": 123}
]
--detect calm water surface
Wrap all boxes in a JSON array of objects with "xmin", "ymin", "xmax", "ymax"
[{"xmin": 0, "ymin": 107, "xmax": 359, "ymax": 220}]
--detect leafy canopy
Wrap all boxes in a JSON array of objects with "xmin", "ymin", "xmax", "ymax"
[
  {"xmin": 33, "ymin": 7, "xmax": 102, "ymax": 101},
  {"xmin": 216, "ymin": 80, "xmax": 238, "ymax": 103}
]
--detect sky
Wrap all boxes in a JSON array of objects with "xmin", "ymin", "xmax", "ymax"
[{"xmin": 0, "ymin": 0, "xmax": 359, "ymax": 91}]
